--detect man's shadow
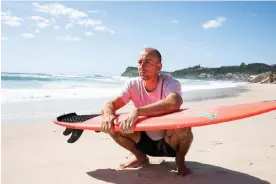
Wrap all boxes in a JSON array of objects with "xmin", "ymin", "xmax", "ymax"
[{"xmin": 87, "ymin": 161, "xmax": 269, "ymax": 184}]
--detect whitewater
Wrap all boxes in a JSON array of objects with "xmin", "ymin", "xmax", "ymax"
[{"xmin": 1, "ymin": 72, "xmax": 248, "ymax": 104}]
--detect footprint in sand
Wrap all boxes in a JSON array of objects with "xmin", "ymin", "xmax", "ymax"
[{"xmin": 210, "ymin": 141, "xmax": 223, "ymax": 145}]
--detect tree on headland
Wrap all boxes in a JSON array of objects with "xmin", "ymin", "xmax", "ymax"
[{"xmin": 240, "ymin": 62, "xmax": 245, "ymax": 67}]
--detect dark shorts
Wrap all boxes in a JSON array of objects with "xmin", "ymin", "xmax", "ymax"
[{"xmin": 135, "ymin": 131, "xmax": 176, "ymax": 157}]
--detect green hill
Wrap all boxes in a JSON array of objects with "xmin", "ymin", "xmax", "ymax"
[{"xmin": 121, "ymin": 63, "xmax": 276, "ymax": 83}]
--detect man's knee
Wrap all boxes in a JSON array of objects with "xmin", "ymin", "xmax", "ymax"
[
  {"xmin": 165, "ymin": 128, "xmax": 193, "ymax": 152},
  {"xmin": 165, "ymin": 127, "xmax": 193, "ymax": 141}
]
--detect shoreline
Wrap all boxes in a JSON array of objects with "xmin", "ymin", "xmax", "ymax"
[
  {"xmin": 2, "ymin": 83, "xmax": 276, "ymax": 184},
  {"xmin": 1, "ymin": 83, "xmax": 251, "ymax": 124}
]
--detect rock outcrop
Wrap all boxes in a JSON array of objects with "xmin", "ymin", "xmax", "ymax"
[
  {"xmin": 121, "ymin": 67, "xmax": 139, "ymax": 77},
  {"xmin": 248, "ymin": 72, "xmax": 276, "ymax": 84}
]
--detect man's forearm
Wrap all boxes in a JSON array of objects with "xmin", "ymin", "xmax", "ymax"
[
  {"xmin": 136, "ymin": 94, "xmax": 182, "ymax": 117},
  {"xmin": 101, "ymin": 97, "xmax": 126, "ymax": 116},
  {"xmin": 101, "ymin": 102, "xmax": 116, "ymax": 115}
]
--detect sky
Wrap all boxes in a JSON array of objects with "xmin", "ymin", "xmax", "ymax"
[{"xmin": 1, "ymin": 1, "xmax": 276, "ymax": 76}]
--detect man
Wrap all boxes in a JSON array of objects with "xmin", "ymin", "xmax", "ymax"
[{"xmin": 100, "ymin": 48, "xmax": 193, "ymax": 176}]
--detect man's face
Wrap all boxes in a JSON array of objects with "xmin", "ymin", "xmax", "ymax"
[{"xmin": 138, "ymin": 51, "xmax": 162, "ymax": 80}]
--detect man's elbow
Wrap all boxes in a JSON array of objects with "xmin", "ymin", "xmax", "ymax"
[
  {"xmin": 168, "ymin": 93, "xmax": 183, "ymax": 111},
  {"xmin": 171, "ymin": 99, "xmax": 182, "ymax": 110}
]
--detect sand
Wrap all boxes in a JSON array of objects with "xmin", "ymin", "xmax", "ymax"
[{"xmin": 1, "ymin": 83, "xmax": 276, "ymax": 184}]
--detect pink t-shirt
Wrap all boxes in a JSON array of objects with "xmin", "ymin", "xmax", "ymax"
[{"xmin": 118, "ymin": 73, "xmax": 182, "ymax": 141}]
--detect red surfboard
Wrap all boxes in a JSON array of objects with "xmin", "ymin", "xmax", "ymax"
[{"xmin": 53, "ymin": 100, "xmax": 276, "ymax": 131}]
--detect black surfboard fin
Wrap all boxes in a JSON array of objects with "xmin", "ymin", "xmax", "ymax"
[
  {"xmin": 63, "ymin": 128, "xmax": 73, "ymax": 136},
  {"xmin": 56, "ymin": 112, "xmax": 101, "ymax": 143},
  {"xmin": 67, "ymin": 129, "xmax": 84, "ymax": 143}
]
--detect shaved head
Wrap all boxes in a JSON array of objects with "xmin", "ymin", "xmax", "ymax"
[{"xmin": 141, "ymin": 48, "xmax": 162, "ymax": 63}]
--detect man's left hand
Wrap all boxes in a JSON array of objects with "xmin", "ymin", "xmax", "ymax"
[{"xmin": 119, "ymin": 109, "xmax": 139, "ymax": 134}]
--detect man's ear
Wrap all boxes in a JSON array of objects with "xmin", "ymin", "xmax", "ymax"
[{"xmin": 157, "ymin": 62, "xmax": 162, "ymax": 72}]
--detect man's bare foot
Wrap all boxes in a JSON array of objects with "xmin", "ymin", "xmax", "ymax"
[
  {"xmin": 177, "ymin": 167, "xmax": 192, "ymax": 176},
  {"xmin": 120, "ymin": 156, "xmax": 149, "ymax": 169},
  {"xmin": 175, "ymin": 154, "xmax": 192, "ymax": 176}
]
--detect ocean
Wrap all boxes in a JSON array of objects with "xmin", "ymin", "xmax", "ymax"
[{"xmin": 1, "ymin": 72, "xmax": 248, "ymax": 104}]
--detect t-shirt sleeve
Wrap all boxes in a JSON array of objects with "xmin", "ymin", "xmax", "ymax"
[
  {"xmin": 117, "ymin": 80, "xmax": 131, "ymax": 104},
  {"xmin": 164, "ymin": 77, "xmax": 182, "ymax": 97}
]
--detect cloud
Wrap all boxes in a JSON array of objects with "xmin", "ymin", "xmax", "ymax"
[
  {"xmin": 94, "ymin": 26, "xmax": 115, "ymax": 34},
  {"xmin": 56, "ymin": 35, "xmax": 81, "ymax": 42},
  {"xmin": 108, "ymin": 30, "xmax": 115, "ymax": 34},
  {"xmin": 21, "ymin": 33, "xmax": 35, "ymax": 39},
  {"xmin": 65, "ymin": 23, "xmax": 73, "ymax": 30},
  {"xmin": 202, "ymin": 16, "xmax": 226, "ymax": 29},
  {"xmin": 32, "ymin": 3, "xmax": 114, "ymax": 33},
  {"xmin": 76, "ymin": 19, "xmax": 101, "ymax": 27},
  {"xmin": 1, "ymin": 12, "xmax": 24, "ymax": 27},
  {"xmin": 88, "ymin": 10, "xmax": 98, "ymax": 13},
  {"xmin": 31, "ymin": 16, "xmax": 54, "ymax": 28},
  {"xmin": 30, "ymin": 3, "xmax": 114, "ymax": 34},
  {"xmin": 85, "ymin": 32, "xmax": 93, "ymax": 36},
  {"xmin": 94, "ymin": 26, "xmax": 106, "ymax": 31},
  {"xmin": 171, "ymin": 20, "xmax": 179, "ymax": 24},
  {"xmin": 1, "ymin": 37, "xmax": 8, "ymax": 41},
  {"xmin": 32, "ymin": 2, "xmax": 88, "ymax": 19}
]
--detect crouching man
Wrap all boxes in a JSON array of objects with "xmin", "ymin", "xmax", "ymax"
[{"xmin": 100, "ymin": 48, "xmax": 193, "ymax": 176}]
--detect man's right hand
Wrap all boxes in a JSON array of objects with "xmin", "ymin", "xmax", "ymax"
[
  {"xmin": 100, "ymin": 98, "xmax": 126, "ymax": 133},
  {"xmin": 100, "ymin": 112, "xmax": 116, "ymax": 133}
]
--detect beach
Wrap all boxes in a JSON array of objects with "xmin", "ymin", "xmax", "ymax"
[{"xmin": 1, "ymin": 83, "xmax": 276, "ymax": 184}]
